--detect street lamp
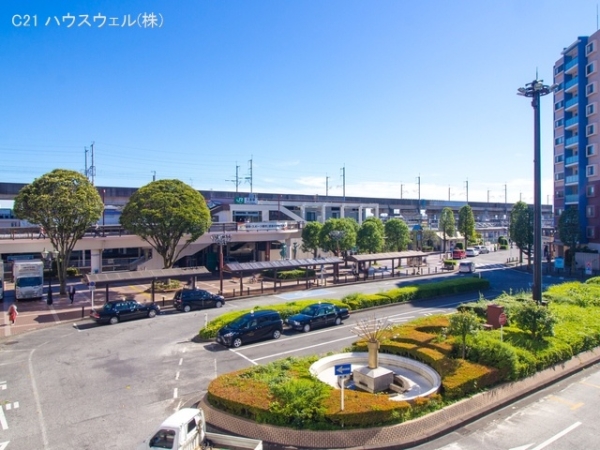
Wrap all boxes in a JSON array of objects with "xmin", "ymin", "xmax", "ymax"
[
  {"xmin": 211, "ymin": 233, "xmax": 232, "ymax": 295},
  {"xmin": 42, "ymin": 248, "xmax": 59, "ymax": 306},
  {"xmin": 517, "ymin": 79, "xmax": 557, "ymax": 303}
]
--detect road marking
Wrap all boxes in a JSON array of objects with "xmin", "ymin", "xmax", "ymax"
[
  {"xmin": 178, "ymin": 358, "xmax": 183, "ymax": 366},
  {"xmin": 4, "ymin": 402, "xmax": 18, "ymax": 411},
  {"xmin": 0, "ymin": 382, "xmax": 6, "ymax": 390},
  {"xmin": 548, "ymin": 395, "xmax": 584, "ymax": 410},
  {"xmin": 0, "ymin": 441, "xmax": 9, "ymax": 450},
  {"xmin": 0, "ymin": 405, "xmax": 7, "ymax": 430},
  {"xmin": 276, "ymin": 289, "xmax": 336, "ymax": 300},
  {"xmin": 252, "ymin": 335, "xmax": 356, "ymax": 362},
  {"xmin": 581, "ymin": 380, "xmax": 600, "ymax": 389},
  {"xmin": 29, "ymin": 347, "xmax": 50, "ymax": 448},
  {"xmin": 175, "ymin": 371, "xmax": 180, "ymax": 380},
  {"xmin": 173, "ymin": 388, "xmax": 178, "ymax": 399},
  {"xmin": 508, "ymin": 445, "xmax": 533, "ymax": 450},
  {"xmin": 530, "ymin": 422, "xmax": 581, "ymax": 450},
  {"xmin": 49, "ymin": 305, "xmax": 61, "ymax": 324}
]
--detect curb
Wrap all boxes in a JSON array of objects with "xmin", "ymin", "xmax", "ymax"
[{"xmin": 200, "ymin": 347, "xmax": 600, "ymax": 449}]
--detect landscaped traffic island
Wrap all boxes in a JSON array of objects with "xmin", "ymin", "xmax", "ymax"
[{"xmin": 202, "ymin": 277, "xmax": 600, "ymax": 431}]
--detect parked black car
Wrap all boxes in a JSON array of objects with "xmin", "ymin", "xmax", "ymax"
[
  {"xmin": 89, "ymin": 300, "xmax": 160, "ymax": 325},
  {"xmin": 286, "ymin": 302, "xmax": 349, "ymax": 332},
  {"xmin": 173, "ymin": 288, "xmax": 224, "ymax": 312},
  {"xmin": 216, "ymin": 310, "xmax": 283, "ymax": 348}
]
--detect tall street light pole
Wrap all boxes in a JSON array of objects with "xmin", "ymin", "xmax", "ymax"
[
  {"xmin": 517, "ymin": 79, "xmax": 556, "ymax": 303},
  {"xmin": 211, "ymin": 234, "xmax": 232, "ymax": 295}
]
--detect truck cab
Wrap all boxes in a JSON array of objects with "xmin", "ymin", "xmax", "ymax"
[
  {"xmin": 146, "ymin": 408, "xmax": 204, "ymax": 449},
  {"xmin": 452, "ymin": 249, "xmax": 466, "ymax": 259}
]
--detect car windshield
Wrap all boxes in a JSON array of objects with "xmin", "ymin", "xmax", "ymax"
[
  {"xmin": 300, "ymin": 305, "xmax": 320, "ymax": 316},
  {"xmin": 227, "ymin": 316, "xmax": 251, "ymax": 330},
  {"xmin": 149, "ymin": 429, "xmax": 175, "ymax": 449}
]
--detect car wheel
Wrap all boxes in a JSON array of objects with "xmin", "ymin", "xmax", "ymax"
[
  {"xmin": 148, "ymin": 310, "xmax": 157, "ymax": 318},
  {"xmin": 273, "ymin": 329, "xmax": 281, "ymax": 339},
  {"xmin": 109, "ymin": 316, "xmax": 119, "ymax": 325},
  {"xmin": 335, "ymin": 317, "xmax": 342, "ymax": 326},
  {"xmin": 215, "ymin": 301, "xmax": 223, "ymax": 308},
  {"xmin": 232, "ymin": 337, "xmax": 243, "ymax": 348},
  {"xmin": 183, "ymin": 305, "xmax": 191, "ymax": 313},
  {"xmin": 302, "ymin": 323, "xmax": 311, "ymax": 333}
]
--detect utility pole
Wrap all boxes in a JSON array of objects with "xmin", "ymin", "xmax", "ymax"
[
  {"xmin": 227, "ymin": 163, "xmax": 242, "ymax": 193},
  {"xmin": 245, "ymin": 157, "xmax": 253, "ymax": 193},
  {"xmin": 504, "ymin": 183, "xmax": 508, "ymax": 214},
  {"xmin": 487, "ymin": 189, "xmax": 490, "ymax": 204},
  {"xmin": 448, "ymin": 186, "xmax": 451, "ymax": 201},
  {"xmin": 340, "ymin": 165, "xmax": 346, "ymax": 202},
  {"xmin": 400, "ymin": 183, "xmax": 404, "ymax": 199},
  {"xmin": 417, "ymin": 175, "xmax": 421, "ymax": 213},
  {"xmin": 326, "ymin": 175, "xmax": 330, "ymax": 198},
  {"xmin": 84, "ymin": 147, "xmax": 89, "ymax": 180},
  {"xmin": 151, "ymin": 171, "xmax": 156, "ymax": 182},
  {"xmin": 465, "ymin": 179, "xmax": 469, "ymax": 204},
  {"xmin": 89, "ymin": 142, "xmax": 96, "ymax": 186}
]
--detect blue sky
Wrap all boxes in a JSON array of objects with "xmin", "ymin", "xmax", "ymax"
[{"xmin": 1, "ymin": 0, "xmax": 598, "ymax": 204}]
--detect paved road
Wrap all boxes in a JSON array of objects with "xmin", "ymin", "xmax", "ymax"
[{"xmin": 0, "ymin": 252, "xmax": 584, "ymax": 450}]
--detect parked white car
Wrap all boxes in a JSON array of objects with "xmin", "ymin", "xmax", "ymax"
[{"xmin": 466, "ymin": 247, "xmax": 479, "ymax": 257}]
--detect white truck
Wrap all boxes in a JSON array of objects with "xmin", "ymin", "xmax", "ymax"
[
  {"xmin": 13, "ymin": 260, "xmax": 44, "ymax": 300},
  {"xmin": 142, "ymin": 407, "xmax": 262, "ymax": 450}
]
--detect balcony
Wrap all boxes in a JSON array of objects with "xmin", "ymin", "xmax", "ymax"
[
  {"xmin": 565, "ymin": 116, "xmax": 579, "ymax": 128},
  {"xmin": 565, "ymin": 155, "xmax": 579, "ymax": 165},
  {"xmin": 565, "ymin": 174, "xmax": 579, "ymax": 184},
  {"xmin": 565, "ymin": 96, "xmax": 579, "ymax": 109},
  {"xmin": 565, "ymin": 135, "xmax": 579, "ymax": 147},
  {"xmin": 565, "ymin": 194, "xmax": 579, "ymax": 203},
  {"xmin": 565, "ymin": 58, "xmax": 579, "ymax": 72},
  {"xmin": 565, "ymin": 78, "xmax": 579, "ymax": 91}
]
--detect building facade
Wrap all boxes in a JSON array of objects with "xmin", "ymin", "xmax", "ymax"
[{"xmin": 554, "ymin": 30, "xmax": 600, "ymax": 251}]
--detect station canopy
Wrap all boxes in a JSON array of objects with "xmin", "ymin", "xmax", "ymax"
[
  {"xmin": 86, "ymin": 267, "xmax": 210, "ymax": 286},
  {"xmin": 225, "ymin": 257, "xmax": 343, "ymax": 273},
  {"xmin": 348, "ymin": 250, "xmax": 429, "ymax": 263}
]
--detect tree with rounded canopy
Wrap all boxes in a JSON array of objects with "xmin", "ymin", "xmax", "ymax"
[
  {"xmin": 509, "ymin": 201, "xmax": 533, "ymax": 265},
  {"xmin": 301, "ymin": 221, "xmax": 322, "ymax": 258},
  {"xmin": 357, "ymin": 218, "xmax": 384, "ymax": 253},
  {"xmin": 13, "ymin": 169, "xmax": 103, "ymax": 295},
  {"xmin": 319, "ymin": 218, "xmax": 357, "ymax": 257},
  {"xmin": 120, "ymin": 180, "xmax": 211, "ymax": 268},
  {"xmin": 439, "ymin": 207, "xmax": 456, "ymax": 252},
  {"xmin": 384, "ymin": 218, "xmax": 410, "ymax": 251},
  {"xmin": 458, "ymin": 205, "xmax": 476, "ymax": 250}
]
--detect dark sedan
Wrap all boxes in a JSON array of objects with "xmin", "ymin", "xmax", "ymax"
[
  {"xmin": 286, "ymin": 302, "xmax": 349, "ymax": 333},
  {"xmin": 90, "ymin": 300, "xmax": 160, "ymax": 325}
]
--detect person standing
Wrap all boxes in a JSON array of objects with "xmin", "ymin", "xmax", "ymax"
[
  {"xmin": 8, "ymin": 303, "xmax": 18, "ymax": 325},
  {"xmin": 69, "ymin": 285, "xmax": 76, "ymax": 304}
]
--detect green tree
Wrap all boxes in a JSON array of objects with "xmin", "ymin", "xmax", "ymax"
[
  {"xmin": 457, "ymin": 205, "xmax": 476, "ymax": 250},
  {"xmin": 439, "ymin": 207, "xmax": 456, "ymax": 253},
  {"xmin": 13, "ymin": 169, "xmax": 103, "ymax": 295},
  {"xmin": 319, "ymin": 218, "xmax": 357, "ymax": 257},
  {"xmin": 510, "ymin": 201, "xmax": 533, "ymax": 265},
  {"xmin": 301, "ymin": 221, "xmax": 322, "ymax": 258},
  {"xmin": 557, "ymin": 207, "xmax": 579, "ymax": 269},
  {"xmin": 513, "ymin": 301, "xmax": 556, "ymax": 341},
  {"xmin": 448, "ymin": 311, "xmax": 480, "ymax": 359},
  {"xmin": 120, "ymin": 180, "xmax": 211, "ymax": 268},
  {"xmin": 384, "ymin": 218, "xmax": 411, "ymax": 251},
  {"xmin": 357, "ymin": 219, "xmax": 384, "ymax": 253}
]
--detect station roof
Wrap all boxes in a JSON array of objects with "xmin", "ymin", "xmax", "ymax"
[
  {"xmin": 225, "ymin": 257, "xmax": 343, "ymax": 273},
  {"xmin": 348, "ymin": 251, "xmax": 430, "ymax": 262},
  {"xmin": 86, "ymin": 267, "xmax": 210, "ymax": 285}
]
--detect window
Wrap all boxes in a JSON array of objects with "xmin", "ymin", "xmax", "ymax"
[
  {"xmin": 587, "ymin": 205, "xmax": 596, "ymax": 217},
  {"xmin": 555, "ymin": 64, "xmax": 564, "ymax": 75},
  {"xmin": 587, "ymin": 82, "xmax": 597, "ymax": 96},
  {"xmin": 555, "ymin": 118, "xmax": 564, "ymax": 128},
  {"xmin": 587, "ymin": 123, "xmax": 596, "ymax": 136},
  {"xmin": 555, "ymin": 136, "xmax": 564, "ymax": 145},
  {"xmin": 555, "ymin": 100, "xmax": 564, "ymax": 110},
  {"xmin": 555, "ymin": 154, "xmax": 564, "ymax": 163},
  {"xmin": 588, "ymin": 185, "xmax": 596, "ymax": 196},
  {"xmin": 587, "ymin": 144, "xmax": 596, "ymax": 156},
  {"xmin": 587, "ymin": 226, "xmax": 596, "ymax": 238},
  {"xmin": 588, "ymin": 102, "xmax": 597, "ymax": 116},
  {"xmin": 587, "ymin": 62, "xmax": 596, "ymax": 75},
  {"xmin": 586, "ymin": 164, "xmax": 597, "ymax": 176},
  {"xmin": 587, "ymin": 41, "xmax": 596, "ymax": 55},
  {"xmin": 556, "ymin": 190, "xmax": 564, "ymax": 198},
  {"xmin": 555, "ymin": 172, "xmax": 565, "ymax": 181}
]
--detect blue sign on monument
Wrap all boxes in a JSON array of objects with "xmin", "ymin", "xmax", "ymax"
[{"xmin": 334, "ymin": 363, "xmax": 352, "ymax": 376}]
